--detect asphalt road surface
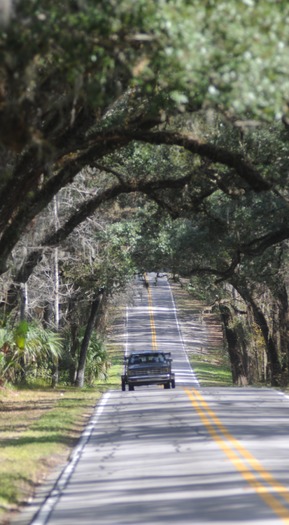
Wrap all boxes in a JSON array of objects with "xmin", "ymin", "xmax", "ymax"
[{"xmin": 27, "ymin": 273, "xmax": 289, "ymax": 525}]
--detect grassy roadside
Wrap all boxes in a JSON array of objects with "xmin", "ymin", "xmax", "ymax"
[
  {"xmin": 169, "ymin": 279, "xmax": 232, "ymax": 387},
  {"xmin": 0, "ymin": 293, "xmax": 125, "ymax": 524},
  {"xmin": 0, "ymin": 386, "xmax": 95, "ymax": 523},
  {"xmin": 189, "ymin": 354, "xmax": 232, "ymax": 386},
  {"xmin": 0, "ymin": 361, "xmax": 121, "ymax": 525}
]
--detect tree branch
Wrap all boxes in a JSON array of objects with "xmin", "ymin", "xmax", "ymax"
[
  {"xmin": 240, "ymin": 227, "xmax": 289, "ymax": 256},
  {"xmin": 186, "ymin": 251, "xmax": 241, "ymax": 282},
  {"xmin": 0, "ymin": 138, "xmax": 129, "ymax": 274},
  {"xmin": 12, "ymin": 172, "xmax": 193, "ymax": 286},
  {"xmin": 127, "ymin": 129, "xmax": 271, "ymax": 192}
]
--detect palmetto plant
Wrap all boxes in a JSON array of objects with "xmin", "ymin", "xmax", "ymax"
[
  {"xmin": 0, "ymin": 321, "xmax": 63, "ymax": 384},
  {"xmin": 84, "ymin": 334, "xmax": 110, "ymax": 386},
  {"xmin": 62, "ymin": 326, "xmax": 110, "ymax": 386}
]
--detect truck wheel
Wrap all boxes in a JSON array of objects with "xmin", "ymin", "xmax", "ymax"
[
  {"xmin": 171, "ymin": 379, "xmax": 175, "ymax": 389},
  {"xmin": 128, "ymin": 384, "xmax": 134, "ymax": 391},
  {"xmin": 164, "ymin": 382, "xmax": 170, "ymax": 389}
]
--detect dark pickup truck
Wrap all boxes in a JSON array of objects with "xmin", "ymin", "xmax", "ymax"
[{"xmin": 121, "ymin": 351, "xmax": 175, "ymax": 391}]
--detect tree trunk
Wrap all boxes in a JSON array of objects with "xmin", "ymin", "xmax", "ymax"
[
  {"xmin": 249, "ymin": 302, "xmax": 282, "ymax": 386},
  {"xmin": 272, "ymin": 285, "xmax": 289, "ymax": 387},
  {"xmin": 51, "ymin": 197, "xmax": 60, "ymax": 387},
  {"xmin": 75, "ymin": 292, "xmax": 103, "ymax": 388},
  {"xmin": 19, "ymin": 282, "xmax": 28, "ymax": 321},
  {"xmin": 18, "ymin": 283, "xmax": 27, "ymax": 383},
  {"xmin": 43, "ymin": 301, "xmax": 53, "ymax": 328},
  {"xmin": 69, "ymin": 323, "xmax": 79, "ymax": 385},
  {"xmin": 231, "ymin": 279, "xmax": 283, "ymax": 387},
  {"xmin": 219, "ymin": 304, "xmax": 249, "ymax": 386}
]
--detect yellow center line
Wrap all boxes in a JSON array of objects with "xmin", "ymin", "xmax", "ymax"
[
  {"xmin": 193, "ymin": 388, "xmax": 289, "ymax": 501},
  {"xmin": 185, "ymin": 388, "xmax": 289, "ymax": 524},
  {"xmin": 144, "ymin": 274, "xmax": 158, "ymax": 351}
]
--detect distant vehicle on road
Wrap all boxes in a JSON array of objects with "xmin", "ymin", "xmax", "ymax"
[{"xmin": 121, "ymin": 351, "xmax": 175, "ymax": 391}]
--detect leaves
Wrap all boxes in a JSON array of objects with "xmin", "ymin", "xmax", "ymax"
[{"xmin": 0, "ymin": 322, "xmax": 63, "ymax": 383}]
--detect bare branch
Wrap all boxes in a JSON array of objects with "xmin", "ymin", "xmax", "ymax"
[{"xmin": 13, "ymin": 172, "xmax": 193, "ymax": 285}]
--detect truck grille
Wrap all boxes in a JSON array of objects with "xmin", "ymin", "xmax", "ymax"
[{"xmin": 129, "ymin": 368, "xmax": 169, "ymax": 376}]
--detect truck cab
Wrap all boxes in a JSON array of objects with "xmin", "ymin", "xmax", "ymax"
[{"xmin": 121, "ymin": 351, "xmax": 175, "ymax": 391}]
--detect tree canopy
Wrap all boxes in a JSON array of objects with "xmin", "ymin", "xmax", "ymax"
[
  {"xmin": 1, "ymin": 0, "xmax": 289, "ymax": 269},
  {"xmin": 2, "ymin": 0, "xmax": 289, "ymax": 386}
]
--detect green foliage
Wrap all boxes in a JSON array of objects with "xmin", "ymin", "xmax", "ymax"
[
  {"xmin": 14, "ymin": 321, "xmax": 29, "ymax": 350},
  {"xmin": 161, "ymin": 0, "xmax": 289, "ymax": 118},
  {"xmin": 96, "ymin": 222, "xmax": 139, "ymax": 290},
  {"xmin": 61, "ymin": 328, "xmax": 110, "ymax": 386},
  {"xmin": 2, "ymin": 0, "xmax": 288, "ymax": 152},
  {"xmin": 62, "ymin": 218, "xmax": 139, "ymax": 295},
  {"xmin": 84, "ymin": 334, "xmax": 110, "ymax": 386},
  {"xmin": 0, "ymin": 0, "xmax": 186, "ymax": 151},
  {"xmin": 0, "ymin": 323, "xmax": 63, "ymax": 384}
]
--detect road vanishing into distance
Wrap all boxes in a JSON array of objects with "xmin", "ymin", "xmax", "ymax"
[{"xmin": 26, "ymin": 273, "xmax": 289, "ymax": 525}]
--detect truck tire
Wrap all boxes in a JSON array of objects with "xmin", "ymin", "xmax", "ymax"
[
  {"xmin": 128, "ymin": 384, "xmax": 134, "ymax": 391},
  {"xmin": 164, "ymin": 382, "xmax": 170, "ymax": 389}
]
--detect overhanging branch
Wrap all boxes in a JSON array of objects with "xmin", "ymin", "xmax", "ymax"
[
  {"xmin": 13, "ymin": 172, "xmax": 193, "ymax": 285},
  {"xmin": 127, "ymin": 129, "xmax": 271, "ymax": 192},
  {"xmin": 187, "ymin": 251, "xmax": 241, "ymax": 282},
  {"xmin": 240, "ymin": 227, "xmax": 289, "ymax": 256}
]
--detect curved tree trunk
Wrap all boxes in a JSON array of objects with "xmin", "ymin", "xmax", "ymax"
[
  {"xmin": 250, "ymin": 302, "xmax": 282, "ymax": 386},
  {"xmin": 272, "ymin": 285, "xmax": 289, "ymax": 387},
  {"xmin": 75, "ymin": 291, "xmax": 104, "ymax": 388},
  {"xmin": 231, "ymin": 279, "xmax": 283, "ymax": 387},
  {"xmin": 219, "ymin": 304, "xmax": 249, "ymax": 386}
]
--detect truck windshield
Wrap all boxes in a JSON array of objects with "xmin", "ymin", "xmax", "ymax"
[{"xmin": 129, "ymin": 354, "xmax": 165, "ymax": 364}]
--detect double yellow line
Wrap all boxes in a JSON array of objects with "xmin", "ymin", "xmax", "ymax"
[{"xmin": 186, "ymin": 388, "xmax": 289, "ymax": 524}]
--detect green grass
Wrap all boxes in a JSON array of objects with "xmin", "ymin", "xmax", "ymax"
[
  {"xmin": 0, "ymin": 386, "xmax": 102, "ymax": 517},
  {"xmin": 169, "ymin": 279, "xmax": 233, "ymax": 388},
  {"xmin": 95, "ymin": 363, "xmax": 122, "ymax": 392},
  {"xmin": 190, "ymin": 353, "xmax": 232, "ymax": 387},
  {"xmin": 0, "ymin": 350, "xmax": 123, "ymax": 521}
]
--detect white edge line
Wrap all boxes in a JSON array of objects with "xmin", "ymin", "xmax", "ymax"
[
  {"xmin": 166, "ymin": 278, "xmax": 200, "ymax": 387},
  {"xmin": 30, "ymin": 391, "xmax": 111, "ymax": 525},
  {"xmin": 277, "ymin": 390, "xmax": 289, "ymax": 402},
  {"xmin": 125, "ymin": 306, "xmax": 128, "ymax": 357}
]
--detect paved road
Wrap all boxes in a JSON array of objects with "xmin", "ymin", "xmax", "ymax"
[
  {"xmin": 125, "ymin": 273, "xmax": 199, "ymax": 387},
  {"xmin": 27, "ymin": 274, "xmax": 289, "ymax": 525}
]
